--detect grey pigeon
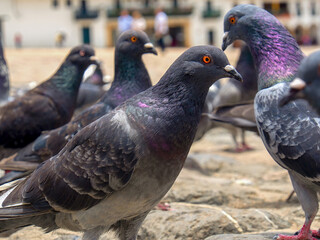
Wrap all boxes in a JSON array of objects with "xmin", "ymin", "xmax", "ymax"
[
  {"xmin": 0, "ymin": 30, "xmax": 157, "ymax": 184},
  {"xmin": 280, "ymin": 50, "xmax": 320, "ymax": 115},
  {"xmin": 0, "ymin": 45, "xmax": 242, "ymax": 240},
  {"xmin": 223, "ymin": 4, "xmax": 320, "ymax": 240},
  {"xmin": 0, "ymin": 38, "xmax": 9, "ymax": 105},
  {"xmin": 0, "ymin": 45, "xmax": 96, "ymax": 149}
]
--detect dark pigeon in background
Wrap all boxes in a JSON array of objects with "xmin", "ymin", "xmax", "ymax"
[
  {"xmin": 76, "ymin": 61, "xmax": 107, "ymax": 111},
  {"xmin": 0, "ymin": 45, "xmax": 242, "ymax": 240},
  {"xmin": 0, "ymin": 45, "xmax": 96, "ymax": 150},
  {"xmin": 194, "ymin": 44, "xmax": 257, "ymax": 151},
  {"xmin": 0, "ymin": 37, "xmax": 9, "ymax": 105},
  {"xmin": 0, "ymin": 30, "xmax": 157, "ymax": 183},
  {"xmin": 205, "ymin": 102, "xmax": 257, "ymax": 133},
  {"xmin": 280, "ymin": 50, "xmax": 320, "ymax": 115},
  {"xmin": 223, "ymin": 4, "xmax": 320, "ymax": 240},
  {"xmin": 194, "ymin": 81, "xmax": 221, "ymax": 141}
]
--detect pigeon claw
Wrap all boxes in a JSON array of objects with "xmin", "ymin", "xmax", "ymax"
[{"xmin": 274, "ymin": 232, "xmax": 318, "ymax": 240}]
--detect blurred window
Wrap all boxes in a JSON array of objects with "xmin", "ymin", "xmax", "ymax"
[
  {"xmin": 296, "ymin": 2, "xmax": 301, "ymax": 16},
  {"xmin": 66, "ymin": 0, "xmax": 72, "ymax": 7},
  {"xmin": 52, "ymin": 0, "xmax": 59, "ymax": 8},
  {"xmin": 311, "ymin": 1, "xmax": 316, "ymax": 15}
]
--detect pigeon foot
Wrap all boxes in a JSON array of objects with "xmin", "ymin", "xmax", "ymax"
[
  {"xmin": 156, "ymin": 202, "xmax": 172, "ymax": 211},
  {"xmin": 274, "ymin": 229, "xmax": 319, "ymax": 240}
]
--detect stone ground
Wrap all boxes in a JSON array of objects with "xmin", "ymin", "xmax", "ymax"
[{"xmin": 0, "ymin": 46, "xmax": 320, "ymax": 240}]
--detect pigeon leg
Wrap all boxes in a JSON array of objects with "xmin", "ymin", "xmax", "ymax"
[
  {"xmin": 240, "ymin": 129, "xmax": 254, "ymax": 151},
  {"xmin": 118, "ymin": 212, "xmax": 149, "ymax": 240},
  {"xmin": 274, "ymin": 171, "xmax": 319, "ymax": 240}
]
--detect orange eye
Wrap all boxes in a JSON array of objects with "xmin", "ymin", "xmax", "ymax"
[
  {"xmin": 229, "ymin": 16, "xmax": 236, "ymax": 24},
  {"xmin": 131, "ymin": 36, "xmax": 137, "ymax": 42},
  {"xmin": 202, "ymin": 56, "xmax": 211, "ymax": 64}
]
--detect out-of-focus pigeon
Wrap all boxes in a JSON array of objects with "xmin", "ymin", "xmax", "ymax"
[
  {"xmin": 0, "ymin": 45, "xmax": 96, "ymax": 149},
  {"xmin": 0, "ymin": 30, "xmax": 157, "ymax": 183},
  {"xmin": 213, "ymin": 44, "xmax": 257, "ymax": 151},
  {"xmin": 280, "ymin": 50, "xmax": 320, "ymax": 115},
  {"xmin": 75, "ymin": 61, "xmax": 111, "ymax": 112},
  {"xmin": 205, "ymin": 102, "xmax": 257, "ymax": 133},
  {"xmin": 194, "ymin": 44, "xmax": 257, "ymax": 151},
  {"xmin": 0, "ymin": 46, "xmax": 242, "ymax": 240},
  {"xmin": 0, "ymin": 38, "xmax": 9, "ymax": 105},
  {"xmin": 223, "ymin": 4, "xmax": 320, "ymax": 240},
  {"xmin": 194, "ymin": 81, "xmax": 221, "ymax": 141}
]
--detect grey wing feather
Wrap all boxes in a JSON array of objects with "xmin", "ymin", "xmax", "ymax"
[
  {"xmin": 255, "ymin": 83, "xmax": 320, "ymax": 183},
  {"xmin": 3, "ymin": 109, "xmax": 142, "ymax": 212}
]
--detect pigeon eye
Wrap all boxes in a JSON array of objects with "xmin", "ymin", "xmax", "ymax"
[
  {"xmin": 202, "ymin": 56, "xmax": 211, "ymax": 64},
  {"xmin": 229, "ymin": 16, "xmax": 236, "ymax": 25},
  {"xmin": 131, "ymin": 36, "xmax": 137, "ymax": 43},
  {"xmin": 79, "ymin": 50, "xmax": 85, "ymax": 56}
]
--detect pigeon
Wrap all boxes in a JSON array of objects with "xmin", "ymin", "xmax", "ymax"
[
  {"xmin": 193, "ymin": 81, "xmax": 221, "ymax": 141},
  {"xmin": 212, "ymin": 44, "xmax": 257, "ymax": 151},
  {"xmin": 0, "ymin": 37, "xmax": 9, "ymax": 105},
  {"xmin": 223, "ymin": 4, "xmax": 320, "ymax": 240},
  {"xmin": 205, "ymin": 102, "xmax": 257, "ymax": 133},
  {"xmin": 0, "ymin": 30, "xmax": 157, "ymax": 184},
  {"xmin": 280, "ymin": 50, "xmax": 320, "ymax": 115},
  {"xmin": 0, "ymin": 45, "xmax": 242, "ymax": 240},
  {"xmin": 0, "ymin": 45, "xmax": 96, "ymax": 149},
  {"xmin": 76, "ymin": 61, "xmax": 108, "ymax": 111}
]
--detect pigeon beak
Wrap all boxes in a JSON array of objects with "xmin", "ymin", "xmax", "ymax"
[
  {"xmin": 224, "ymin": 65, "xmax": 243, "ymax": 82},
  {"xmin": 144, "ymin": 43, "xmax": 158, "ymax": 55},
  {"xmin": 222, "ymin": 32, "xmax": 230, "ymax": 51},
  {"xmin": 279, "ymin": 78, "xmax": 306, "ymax": 107},
  {"xmin": 89, "ymin": 56, "xmax": 99, "ymax": 64}
]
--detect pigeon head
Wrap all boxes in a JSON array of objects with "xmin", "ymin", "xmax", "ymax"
[
  {"xmin": 116, "ymin": 30, "xmax": 157, "ymax": 56},
  {"xmin": 280, "ymin": 51, "xmax": 320, "ymax": 113},
  {"xmin": 222, "ymin": 4, "xmax": 266, "ymax": 51},
  {"xmin": 222, "ymin": 4, "xmax": 303, "ymax": 90},
  {"xmin": 66, "ymin": 45, "xmax": 97, "ymax": 69},
  {"xmin": 156, "ymin": 45, "xmax": 242, "ymax": 96},
  {"xmin": 173, "ymin": 45, "xmax": 242, "ymax": 84}
]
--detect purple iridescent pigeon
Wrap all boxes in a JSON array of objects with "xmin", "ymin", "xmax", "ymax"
[
  {"xmin": 0, "ymin": 30, "xmax": 157, "ymax": 184},
  {"xmin": 223, "ymin": 4, "xmax": 320, "ymax": 240},
  {"xmin": 0, "ymin": 45, "xmax": 242, "ymax": 240}
]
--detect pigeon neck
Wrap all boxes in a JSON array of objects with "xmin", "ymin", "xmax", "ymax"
[
  {"xmin": 108, "ymin": 52, "xmax": 152, "ymax": 101},
  {"xmin": 49, "ymin": 61, "xmax": 85, "ymax": 93},
  {"xmin": 244, "ymin": 14, "xmax": 304, "ymax": 90}
]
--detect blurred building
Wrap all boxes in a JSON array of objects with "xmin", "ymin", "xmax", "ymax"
[{"xmin": 0, "ymin": 0, "xmax": 319, "ymax": 48}]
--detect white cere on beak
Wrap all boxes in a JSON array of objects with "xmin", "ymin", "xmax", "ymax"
[
  {"xmin": 224, "ymin": 65, "xmax": 235, "ymax": 72},
  {"xmin": 223, "ymin": 32, "xmax": 229, "ymax": 41},
  {"xmin": 144, "ymin": 43, "xmax": 154, "ymax": 49},
  {"xmin": 290, "ymin": 78, "xmax": 306, "ymax": 90}
]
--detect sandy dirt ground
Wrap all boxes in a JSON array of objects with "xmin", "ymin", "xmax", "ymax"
[{"xmin": 0, "ymin": 45, "xmax": 320, "ymax": 239}]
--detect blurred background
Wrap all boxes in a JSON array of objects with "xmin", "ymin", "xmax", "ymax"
[{"xmin": 0, "ymin": 0, "xmax": 319, "ymax": 48}]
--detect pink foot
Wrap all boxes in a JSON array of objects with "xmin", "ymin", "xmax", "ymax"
[
  {"xmin": 274, "ymin": 228, "xmax": 319, "ymax": 240},
  {"xmin": 241, "ymin": 143, "xmax": 254, "ymax": 151},
  {"xmin": 311, "ymin": 230, "xmax": 320, "ymax": 238},
  {"xmin": 156, "ymin": 202, "xmax": 172, "ymax": 211}
]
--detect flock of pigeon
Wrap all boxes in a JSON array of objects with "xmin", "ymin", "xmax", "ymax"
[{"xmin": 0, "ymin": 4, "xmax": 319, "ymax": 240}]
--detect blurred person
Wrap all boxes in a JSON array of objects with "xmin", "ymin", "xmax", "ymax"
[
  {"xmin": 117, "ymin": 9, "xmax": 133, "ymax": 34},
  {"xmin": 154, "ymin": 7, "xmax": 168, "ymax": 52},
  {"xmin": 55, "ymin": 32, "xmax": 66, "ymax": 47},
  {"xmin": 132, "ymin": 10, "xmax": 146, "ymax": 31},
  {"xmin": 14, "ymin": 33, "xmax": 22, "ymax": 48}
]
